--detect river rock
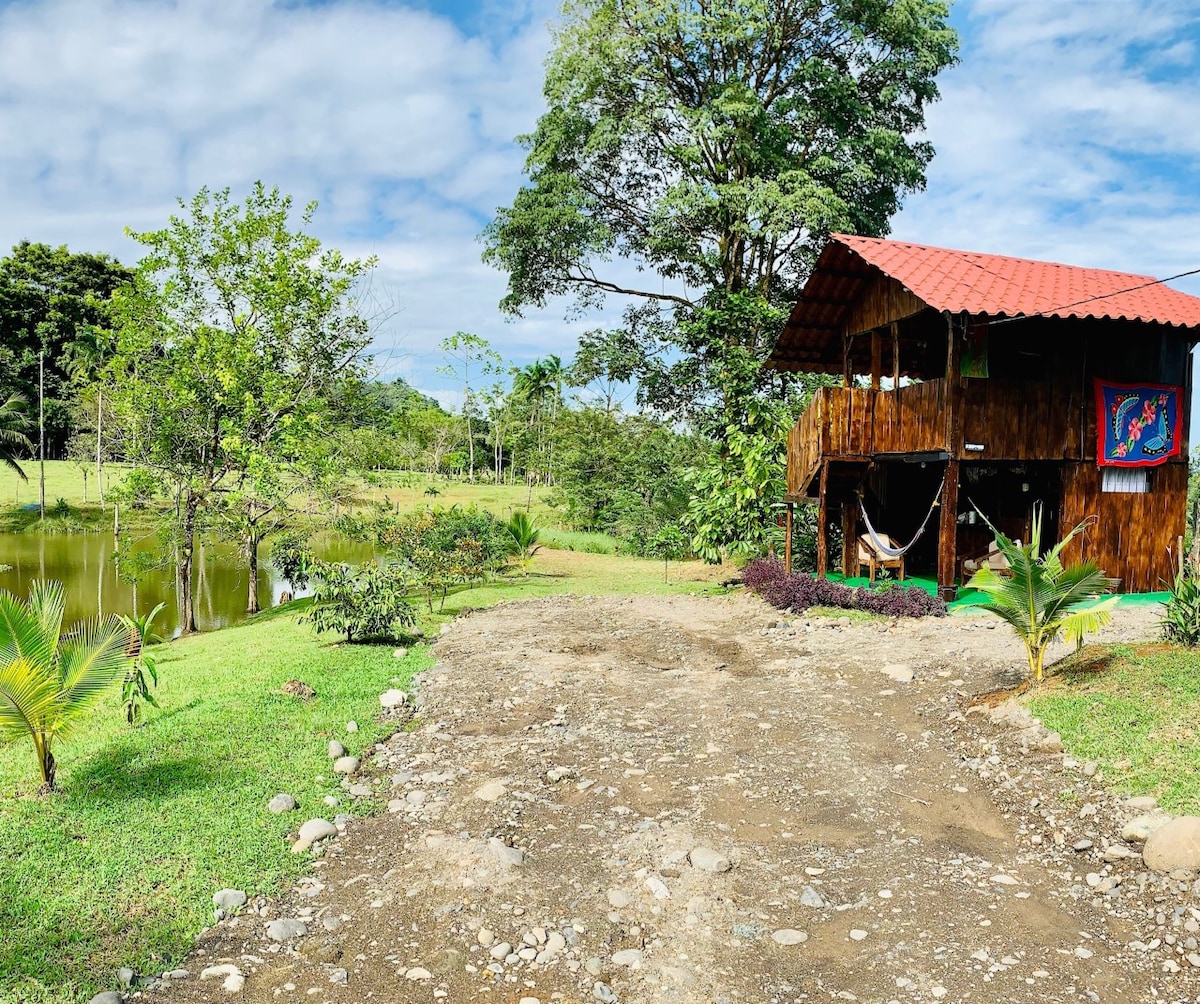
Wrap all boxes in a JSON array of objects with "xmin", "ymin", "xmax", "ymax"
[
  {"xmin": 266, "ymin": 918, "xmax": 308, "ymax": 941},
  {"xmin": 772, "ymin": 929, "xmax": 808, "ymax": 945},
  {"xmin": 332, "ymin": 756, "xmax": 359, "ymax": 775},
  {"xmin": 688, "ymin": 846, "xmax": 731, "ymax": 873},
  {"xmin": 328, "ymin": 740, "xmax": 346, "ymax": 759},
  {"xmin": 474, "ymin": 781, "xmax": 507, "ymax": 802},
  {"xmin": 88, "ymin": 994, "xmax": 124, "ymax": 1004},
  {"xmin": 489, "ymin": 837, "xmax": 525, "ymax": 867},
  {"xmin": 799, "ymin": 885, "xmax": 824, "ymax": 908},
  {"xmin": 292, "ymin": 818, "xmax": 338, "ymax": 853},
  {"xmin": 212, "ymin": 889, "xmax": 247, "ymax": 911},
  {"xmin": 1122, "ymin": 813, "xmax": 1174, "ymax": 843},
  {"xmin": 268, "ymin": 793, "xmax": 297, "ymax": 813},
  {"xmin": 612, "ymin": 948, "xmax": 643, "ymax": 967},
  {"xmin": 1144, "ymin": 817, "xmax": 1200, "ymax": 872},
  {"xmin": 379, "ymin": 689, "xmax": 408, "ymax": 709},
  {"xmin": 199, "ymin": 964, "xmax": 244, "ymax": 993},
  {"xmin": 880, "ymin": 664, "xmax": 913, "ymax": 684}
]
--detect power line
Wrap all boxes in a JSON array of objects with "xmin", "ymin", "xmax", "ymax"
[{"xmin": 987, "ymin": 265, "xmax": 1200, "ymax": 327}]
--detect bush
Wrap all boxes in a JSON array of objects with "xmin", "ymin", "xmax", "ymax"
[
  {"xmin": 742, "ymin": 558, "xmax": 946, "ymax": 618},
  {"xmin": 303, "ymin": 561, "xmax": 416, "ymax": 643},
  {"xmin": 378, "ymin": 505, "xmax": 511, "ymax": 611},
  {"xmin": 272, "ymin": 531, "xmax": 315, "ymax": 593},
  {"xmin": 1162, "ymin": 571, "xmax": 1200, "ymax": 646}
]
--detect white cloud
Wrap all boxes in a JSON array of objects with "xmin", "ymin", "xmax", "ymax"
[
  {"xmin": 896, "ymin": 0, "xmax": 1200, "ymax": 298},
  {"xmin": 4, "ymin": 0, "xmax": 1200, "ymax": 409},
  {"xmin": 0, "ymin": 0, "xmax": 577, "ymax": 399}
]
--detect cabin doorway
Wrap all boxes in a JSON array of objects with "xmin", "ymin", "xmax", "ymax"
[
  {"xmin": 957, "ymin": 461, "xmax": 1061, "ymax": 567},
  {"xmin": 851, "ymin": 459, "xmax": 1061, "ymax": 583}
]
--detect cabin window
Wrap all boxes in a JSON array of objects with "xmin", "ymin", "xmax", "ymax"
[{"xmin": 1101, "ymin": 468, "xmax": 1151, "ymax": 494}]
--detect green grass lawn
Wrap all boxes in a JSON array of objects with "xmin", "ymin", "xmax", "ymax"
[
  {"xmin": 1028, "ymin": 643, "xmax": 1200, "ymax": 812},
  {"xmin": 0, "ymin": 544, "xmax": 728, "ymax": 1003},
  {"xmin": 0, "ymin": 462, "xmax": 566, "ymax": 533},
  {"xmin": 0, "ymin": 611, "xmax": 430, "ymax": 1004}
]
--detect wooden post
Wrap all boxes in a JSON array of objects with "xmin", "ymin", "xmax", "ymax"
[
  {"xmin": 938, "ymin": 312, "xmax": 963, "ymax": 600},
  {"xmin": 870, "ymin": 330, "xmax": 882, "ymax": 390},
  {"xmin": 841, "ymin": 501, "xmax": 856, "ymax": 577},
  {"xmin": 816, "ymin": 461, "xmax": 829, "ymax": 578},
  {"xmin": 937, "ymin": 460, "xmax": 960, "ymax": 599},
  {"xmin": 784, "ymin": 502, "xmax": 793, "ymax": 574},
  {"xmin": 842, "ymin": 333, "xmax": 853, "ymax": 388},
  {"xmin": 891, "ymin": 322, "xmax": 900, "ymax": 396}
]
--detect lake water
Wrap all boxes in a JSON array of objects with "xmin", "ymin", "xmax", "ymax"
[{"xmin": 0, "ymin": 530, "xmax": 377, "ymax": 636}]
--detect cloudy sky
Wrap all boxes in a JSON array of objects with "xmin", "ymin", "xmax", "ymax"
[{"xmin": 1, "ymin": 0, "xmax": 1198, "ymax": 408}]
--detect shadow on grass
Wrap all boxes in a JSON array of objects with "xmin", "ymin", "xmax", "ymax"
[{"xmin": 68, "ymin": 749, "xmax": 219, "ymax": 804}]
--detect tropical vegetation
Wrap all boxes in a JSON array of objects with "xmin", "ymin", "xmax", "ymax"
[{"xmin": 966, "ymin": 506, "xmax": 1119, "ymax": 683}]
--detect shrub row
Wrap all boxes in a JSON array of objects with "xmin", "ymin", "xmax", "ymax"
[{"xmin": 742, "ymin": 558, "xmax": 946, "ymax": 618}]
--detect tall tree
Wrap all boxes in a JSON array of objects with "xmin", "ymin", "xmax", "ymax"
[
  {"xmin": 0, "ymin": 243, "xmax": 131, "ymax": 460},
  {"xmin": 109, "ymin": 183, "xmax": 375, "ymax": 633},
  {"xmin": 484, "ymin": 0, "xmax": 957, "ymax": 555},
  {"xmin": 63, "ymin": 326, "xmax": 116, "ymax": 510},
  {"xmin": 437, "ymin": 333, "xmax": 501, "ymax": 482}
]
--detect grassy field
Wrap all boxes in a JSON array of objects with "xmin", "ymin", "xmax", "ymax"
[
  {"xmin": 0, "ymin": 544, "xmax": 728, "ymax": 1003},
  {"xmin": 0, "ymin": 462, "xmax": 558, "ymax": 514},
  {"xmin": 1028, "ymin": 643, "xmax": 1200, "ymax": 813},
  {"xmin": 0, "ymin": 609, "xmax": 430, "ymax": 1003}
]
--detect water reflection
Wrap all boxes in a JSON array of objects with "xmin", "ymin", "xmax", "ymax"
[{"xmin": 0, "ymin": 530, "xmax": 377, "ymax": 636}]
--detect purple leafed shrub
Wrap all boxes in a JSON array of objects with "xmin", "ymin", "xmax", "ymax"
[{"xmin": 742, "ymin": 558, "xmax": 946, "ymax": 618}]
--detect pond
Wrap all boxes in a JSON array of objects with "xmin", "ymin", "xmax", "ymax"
[{"xmin": 0, "ymin": 529, "xmax": 377, "ymax": 636}]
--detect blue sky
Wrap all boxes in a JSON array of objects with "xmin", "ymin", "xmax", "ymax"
[{"xmin": 1, "ymin": 0, "xmax": 1199, "ymax": 411}]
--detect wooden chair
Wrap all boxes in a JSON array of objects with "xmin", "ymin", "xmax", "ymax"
[
  {"xmin": 857, "ymin": 533, "xmax": 905, "ymax": 583},
  {"xmin": 960, "ymin": 539, "xmax": 1016, "ymax": 581}
]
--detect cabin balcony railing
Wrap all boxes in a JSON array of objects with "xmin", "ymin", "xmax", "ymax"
[{"xmin": 786, "ymin": 381, "xmax": 950, "ymax": 496}]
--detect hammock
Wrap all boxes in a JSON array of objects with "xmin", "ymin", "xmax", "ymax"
[{"xmin": 858, "ymin": 482, "xmax": 944, "ymax": 559}]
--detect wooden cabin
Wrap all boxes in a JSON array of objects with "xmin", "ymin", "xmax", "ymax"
[{"xmin": 766, "ymin": 235, "xmax": 1200, "ymax": 598}]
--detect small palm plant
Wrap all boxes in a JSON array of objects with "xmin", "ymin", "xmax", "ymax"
[
  {"xmin": 967, "ymin": 504, "xmax": 1119, "ymax": 685},
  {"xmin": 505, "ymin": 511, "xmax": 543, "ymax": 574},
  {"xmin": 0, "ymin": 580, "xmax": 130, "ymax": 791},
  {"xmin": 119, "ymin": 602, "xmax": 166, "ymax": 726},
  {"xmin": 0, "ymin": 393, "xmax": 33, "ymax": 481}
]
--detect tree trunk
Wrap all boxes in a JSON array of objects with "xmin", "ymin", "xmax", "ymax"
[
  {"xmin": 179, "ymin": 494, "xmax": 199, "ymax": 634},
  {"xmin": 97, "ymin": 386, "xmax": 105, "ymax": 512},
  {"xmin": 35, "ymin": 733, "xmax": 56, "ymax": 792},
  {"xmin": 467, "ymin": 414, "xmax": 475, "ymax": 482},
  {"xmin": 246, "ymin": 533, "xmax": 261, "ymax": 613}
]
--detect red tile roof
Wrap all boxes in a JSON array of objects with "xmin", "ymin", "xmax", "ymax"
[{"xmin": 833, "ymin": 233, "xmax": 1200, "ymax": 328}]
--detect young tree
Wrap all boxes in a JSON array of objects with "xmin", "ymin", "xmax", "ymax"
[
  {"xmin": 109, "ymin": 183, "xmax": 375, "ymax": 633},
  {"xmin": 968, "ymin": 506, "xmax": 1118, "ymax": 685},
  {"xmin": 484, "ymin": 0, "xmax": 957, "ymax": 553},
  {"xmin": 437, "ymin": 333, "xmax": 501, "ymax": 482},
  {"xmin": 63, "ymin": 326, "xmax": 116, "ymax": 509},
  {"xmin": 0, "ymin": 580, "xmax": 129, "ymax": 792}
]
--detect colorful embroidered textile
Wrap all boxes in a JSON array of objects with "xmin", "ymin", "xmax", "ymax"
[{"xmin": 1095, "ymin": 380, "xmax": 1181, "ymax": 466}]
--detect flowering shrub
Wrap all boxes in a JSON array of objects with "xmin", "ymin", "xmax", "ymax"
[{"xmin": 742, "ymin": 558, "xmax": 946, "ymax": 618}]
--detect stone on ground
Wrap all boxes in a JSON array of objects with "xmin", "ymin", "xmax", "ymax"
[
  {"xmin": 332, "ymin": 755, "xmax": 359, "ymax": 775},
  {"xmin": 688, "ymin": 846, "xmax": 731, "ymax": 873},
  {"xmin": 292, "ymin": 818, "xmax": 338, "ymax": 853},
  {"xmin": 212, "ymin": 889, "xmax": 247, "ymax": 911},
  {"xmin": 772, "ymin": 929, "xmax": 808, "ymax": 945},
  {"xmin": 267, "ymin": 793, "xmax": 296, "ymax": 813},
  {"xmin": 1143, "ymin": 816, "xmax": 1200, "ymax": 871}
]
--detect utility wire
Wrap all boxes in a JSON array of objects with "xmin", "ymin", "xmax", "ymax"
[{"xmin": 986, "ymin": 266, "xmax": 1200, "ymax": 327}]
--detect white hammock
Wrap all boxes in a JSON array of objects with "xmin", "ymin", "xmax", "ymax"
[{"xmin": 858, "ymin": 483, "xmax": 944, "ymax": 559}]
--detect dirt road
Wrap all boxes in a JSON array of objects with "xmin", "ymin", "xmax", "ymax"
[{"xmin": 145, "ymin": 593, "xmax": 1194, "ymax": 1004}]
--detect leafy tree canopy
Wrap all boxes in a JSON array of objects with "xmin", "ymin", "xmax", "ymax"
[
  {"xmin": 0, "ymin": 242, "xmax": 132, "ymax": 457},
  {"xmin": 484, "ymin": 0, "xmax": 958, "ymax": 432}
]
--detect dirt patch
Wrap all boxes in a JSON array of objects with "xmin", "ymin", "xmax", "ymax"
[{"xmin": 142, "ymin": 594, "xmax": 1196, "ymax": 1003}]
